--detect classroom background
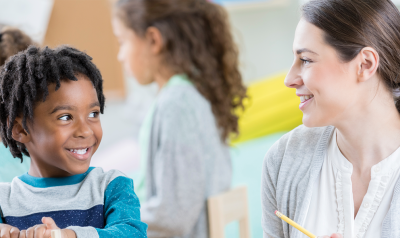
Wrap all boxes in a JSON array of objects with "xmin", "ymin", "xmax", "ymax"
[{"xmin": 3, "ymin": 0, "xmax": 400, "ymax": 237}]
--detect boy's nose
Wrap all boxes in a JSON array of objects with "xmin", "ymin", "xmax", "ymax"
[{"xmin": 74, "ymin": 119, "xmax": 94, "ymax": 138}]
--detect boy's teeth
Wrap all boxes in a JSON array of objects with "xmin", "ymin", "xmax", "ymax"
[{"xmin": 69, "ymin": 148, "xmax": 88, "ymax": 155}]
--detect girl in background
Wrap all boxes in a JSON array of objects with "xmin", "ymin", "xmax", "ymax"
[
  {"xmin": 112, "ymin": 0, "xmax": 246, "ymax": 237},
  {"xmin": 0, "ymin": 26, "xmax": 33, "ymax": 182}
]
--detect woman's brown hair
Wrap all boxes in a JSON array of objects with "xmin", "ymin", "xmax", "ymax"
[
  {"xmin": 0, "ymin": 27, "xmax": 34, "ymax": 66},
  {"xmin": 303, "ymin": 0, "xmax": 400, "ymax": 112},
  {"xmin": 114, "ymin": 0, "xmax": 246, "ymax": 141}
]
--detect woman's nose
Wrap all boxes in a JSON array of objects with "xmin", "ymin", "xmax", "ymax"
[{"xmin": 284, "ymin": 65, "xmax": 304, "ymax": 89}]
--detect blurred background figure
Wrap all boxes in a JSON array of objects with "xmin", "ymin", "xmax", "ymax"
[
  {"xmin": 0, "ymin": 26, "xmax": 34, "ymax": 182},
  {"xmin": 112, "ymin": 0, "xmax": 246, "ymax": 237}
]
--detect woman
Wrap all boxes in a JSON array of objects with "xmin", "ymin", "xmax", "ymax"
[
  {"xmin": 262, "ymin": 0, "xmax": 400, "ymax": 237},
  {"xmin": 112, "ymin": 0, "xmax": 246, "ymax": 237}
]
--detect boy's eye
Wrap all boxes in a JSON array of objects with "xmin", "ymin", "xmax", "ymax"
[
  {"xmin": 89, "ymin": 111, "xmax": 99, "ymax": 118},
  {"xmin": 59, "ymin": 115, "xmax": 71, "ymax": 121}
]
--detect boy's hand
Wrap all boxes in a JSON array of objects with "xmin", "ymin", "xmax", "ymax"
[
  {"xmin": 0, "ymin": 224, "xmax": 20, "ymax": 238},
  {"xmin": 19, "ymin": 217, "xmax": 77, "ymax": 238}
]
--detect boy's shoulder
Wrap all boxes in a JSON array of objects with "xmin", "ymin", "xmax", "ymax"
[
  {"xmin": 82, "ymin": 167, "xmax": 133, "ymax": 192},
  {"xmin": 0, "ymin": 182, "xmax": 11, "ymax": 195},
  {"xmin": 87, "ymin": 167, "xmax": 129, "ymax": 186}
]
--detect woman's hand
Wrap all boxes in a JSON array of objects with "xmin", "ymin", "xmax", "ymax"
[
  {"xmin": 318, "ymin": 234, "xmax": 343, "ymax": 238},
  {"xmin": 19, "ymin": 217, "xmax": 77, "ymax": 238},
  {"xmin": 0, "ymin": 224, "xmax": 20, "ymax": 238}
]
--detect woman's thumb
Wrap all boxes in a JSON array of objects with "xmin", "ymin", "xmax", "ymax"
[{"xmin": 42, "ymin": 217, "xmax": 59, "ymax": 230}]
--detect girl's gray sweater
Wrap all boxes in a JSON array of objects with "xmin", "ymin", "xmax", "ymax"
[
  {"xmin": 141, "ymin": 83, "xmax": 232, "ymax": 238},
  {"xmin": 262, "ymin": 125, "xmax": 400, "ymax": 238}
]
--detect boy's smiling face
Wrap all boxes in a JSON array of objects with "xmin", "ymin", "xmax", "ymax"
[{"xmin": 14, "ymin": 74, "xmax": 103, "ymax": 177}]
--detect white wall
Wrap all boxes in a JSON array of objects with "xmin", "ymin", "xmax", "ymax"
[{"xmin": 227, "ymin": 0, "xmax": 301, "ymax": 84}]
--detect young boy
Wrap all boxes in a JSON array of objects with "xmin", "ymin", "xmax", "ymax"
[{"xmin": 0, "ymin": 46, "xmax": 147, "ymax": 238}]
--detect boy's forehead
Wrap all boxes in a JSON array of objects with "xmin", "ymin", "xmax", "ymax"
[{"xmin": 37, "ymin": 76, "xmax": 99, "ymax": 111}]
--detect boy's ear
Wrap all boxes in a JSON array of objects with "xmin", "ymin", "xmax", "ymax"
[
  {"xmin": 11, "ymin": 118, "xmax": 31, "ymax": 144},
  {"xmin": 146, "ymin": 26, "xmax": 164, "ymax": 55}
]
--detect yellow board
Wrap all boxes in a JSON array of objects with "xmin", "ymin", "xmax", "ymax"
[{"xmin": 231, "ymin": 73, "xmax": 303, "ymax": 144}]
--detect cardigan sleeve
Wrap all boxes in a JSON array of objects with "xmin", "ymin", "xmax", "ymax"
[
  {"xmin": 140, "ymin": 99, "xmax": 207, "ymax": 237},
  {"xmin": 261, "ymin": 141, "xmax": 285, "ymax": 238}
]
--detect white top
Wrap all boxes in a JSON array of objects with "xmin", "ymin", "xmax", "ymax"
[{"xmin": 303, "ymin": 129, "xmax": 400, "ymax": 238}]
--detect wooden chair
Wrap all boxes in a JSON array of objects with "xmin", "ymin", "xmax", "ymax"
[{"xmin": 207, "ymin": 186, "xmax": 251, "ymax": 238}]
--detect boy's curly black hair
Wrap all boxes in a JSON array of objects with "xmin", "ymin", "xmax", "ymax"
[{"xmin": 0, "ymin": 45, "xmax": 105, "ymax": 161}]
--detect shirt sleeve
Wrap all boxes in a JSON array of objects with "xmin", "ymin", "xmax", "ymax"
[
  {"xmin": 141, "ymin": 101, "xmax": 207, "ymax": 237},
  {"xmin": 96, "ymin": 176, "xmax": 147, "ymax": 238},
  {"xmin": 68, "ymin": 176, "xmax": 147, "ymax": 238}
]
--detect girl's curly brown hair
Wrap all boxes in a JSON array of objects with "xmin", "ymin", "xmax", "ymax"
[
  {"xmin": 114, "ymin": 0, "xmax": 246, "ymax": 141},
  {"xmin": 0, "ymin": 26, "xmax": 34, "ymax": 66}
]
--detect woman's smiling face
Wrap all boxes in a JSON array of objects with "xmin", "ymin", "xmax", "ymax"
[{"xmin": 285, "ymin": 18, "xmax": 362, "ymax": 128}]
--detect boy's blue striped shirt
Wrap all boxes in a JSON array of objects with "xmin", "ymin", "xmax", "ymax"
[
  {"xmin": 0, "ymin": 167, "xmax": 147, "ymax": 238},
  {"xmin": 18, "ymin": 167, "xmax": 95, "ymax": 188}
]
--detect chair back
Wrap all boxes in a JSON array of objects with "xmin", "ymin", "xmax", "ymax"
[{"xmin": 207, "ymin": 186, "xmax": 251, "ymax": 238}]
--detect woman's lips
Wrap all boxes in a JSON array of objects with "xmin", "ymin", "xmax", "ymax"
[{"xmin": 299, "ymin": 96, "xmax": 314, "ymax": 110}]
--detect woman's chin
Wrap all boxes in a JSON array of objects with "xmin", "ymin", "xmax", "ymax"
[{"xmin": 302, "ymin": 114, "xmax": 327, "ymax": 128}]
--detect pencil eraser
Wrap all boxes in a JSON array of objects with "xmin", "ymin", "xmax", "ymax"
[
  {"xmin": 275, "ymin": 210, "xmax": 278, "ymax": 215},
  {"xmin": 51, "ymin": 229, "xmax": 62, "ymax": 238}
]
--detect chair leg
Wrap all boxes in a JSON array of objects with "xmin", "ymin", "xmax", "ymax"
[
  {"xmin": 239, "ymin": 217, "xmax": 251, "ymax": 238},
  {"xmin": 208, "ymin": 198, "xmax": 225, "ymax": 238}
]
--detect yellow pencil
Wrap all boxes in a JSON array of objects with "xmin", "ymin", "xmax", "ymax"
[{"xmin": 275, "ymin": 210, "xmax": 317, "ymax": 238}]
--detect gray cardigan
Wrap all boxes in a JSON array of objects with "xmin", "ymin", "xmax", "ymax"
[
  {"xmin": 141, "ymin": 83, "xmax": 232, "ymax": 238},
  {"xmin": 261, "ymin": 125, "xmax": 400, "ymax": 238}
]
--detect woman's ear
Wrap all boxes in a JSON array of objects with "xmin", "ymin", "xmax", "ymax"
[
  {"xmin": 145, "ymin": 26, "xmax": 164, "ymax": 55},
  {"xmin": 11, "ymin": 118, "xmax": 30, "ymax": 144},
  {"xmin": 357, "ymin": 47, "xmax": 379, "ymax": 83}
]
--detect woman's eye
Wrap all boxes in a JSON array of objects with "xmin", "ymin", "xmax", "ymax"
[
  {"xmin": 59, "ymin": 115, "xmax": 71, "ymax": 121},
  {"xmin": 300, "ymin": 58, "xmax": 312, "ymax": 65},
  {"xmin": 89, "ymin": 112, "xmax": 99, "ymax": 118}
]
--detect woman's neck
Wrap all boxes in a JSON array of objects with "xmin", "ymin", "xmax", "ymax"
[{"xmin": 335, "ymin": 91, "xmax": 400, "ymax": 173}]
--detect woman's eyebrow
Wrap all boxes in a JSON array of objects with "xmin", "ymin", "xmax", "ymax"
[
  {"xmin": 50, "ymin": 105, "xmax": 76, "ymax": 114},
  {"xmin": 296, "ymin": 48, "xmax": 319, "ymax": 55}
]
